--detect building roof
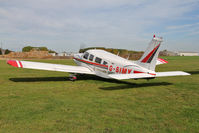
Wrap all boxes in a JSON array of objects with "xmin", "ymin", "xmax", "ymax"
[{"xmin": 178, "ymin": 51, "xmax": 199, "ymax": 53}]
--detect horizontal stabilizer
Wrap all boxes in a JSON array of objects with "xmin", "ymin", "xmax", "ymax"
[
  {"xmin": 108, "ymin": 73, "xmax": 155, "ymax": 80},
  {"xmin": 156, "ymin": 58, "xmax": 168, "ymax": 65},
  {"xmin": 7, "ymin": 60, "xmax": 95, "ymax": 74},
  {"xmin": 156, "ymin": 71, "xmax": 190, "ymax": 77}
]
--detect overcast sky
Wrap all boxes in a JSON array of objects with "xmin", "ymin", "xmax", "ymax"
[{"xmin": 0, "ymin": 0, "xmax": 199, "ymax": 52}]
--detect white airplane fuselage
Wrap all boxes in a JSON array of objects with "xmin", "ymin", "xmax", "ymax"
[{"xmin": 73, "ymin": 49, "xmax": 156, "ymax": 79}]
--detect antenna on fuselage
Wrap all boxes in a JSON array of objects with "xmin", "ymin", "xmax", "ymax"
[
  {"xmin": 117, "ymin": 51, "xmax": 120, "ymax": 56},
  {"xmin": 126, "ymin": 53, "xmax": 130, "ymax": 60}
]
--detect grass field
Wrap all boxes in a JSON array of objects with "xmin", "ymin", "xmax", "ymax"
[{"xmin": 0, "ymin": 56, "xmax": 199, "ymax": 133}]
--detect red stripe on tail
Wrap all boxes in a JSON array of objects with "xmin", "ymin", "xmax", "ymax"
[
  {"xmin": 141, "ymin": 44, "xmax": 160, "ymax": 63},
  {"xmin": 158, "ymin": 58, "xmax": 168, "ymax": 63}
]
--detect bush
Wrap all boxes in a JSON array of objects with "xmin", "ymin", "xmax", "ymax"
[
  {"xmin": 38, "ymin": 47, "xmax": 48, "ymax": 51},
  {"xmin": 22, "ymin": 46, "xmax": 34, "ymax": 52},
  {"xmin": 22, "ymin": 46, "xmax": 49, "ymax": 52},
  {"xmin": 48, "ymin": 50, "xmax": 57, "ymax": 53},
  {"xmin": 5, "ymin": 49, "xmax": 12, "ymax": 54}
]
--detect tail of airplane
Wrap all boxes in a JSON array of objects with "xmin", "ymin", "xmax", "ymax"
[{"xmin": 136, "ymin": 35, "xmax": 163, "ymax": 71}]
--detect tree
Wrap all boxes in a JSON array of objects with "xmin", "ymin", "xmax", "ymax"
[
  {"xmin": 48, "ymin": 50, "xmax": 57, "ymax": 53},
  {"xmin": 79, "ymin": 47, "xmax": 106, "ymax": 53},
  {"xmin": 22, "ymin": 46, "xmax": 49, "ymax": 52},
  {"xmin": 5, "ymin": 49, "xmax": 12, "ymax": 54},
  {"xmin": 38, "ymin": 47, "xmax": 48, "ymax": 51},
  {"xmin": 106, "ymin": 48, "xmax": 112, "ymax": 53},
  {"xmin": 112, "ymin": 49, "xmax": 118, "ymax": 55},
  {"xmin": 120, "ymin": 49, "xmax": 128, "ymax": 56},
  {"xmin": 22, "ymin": 46, "xmax": 34, "ymax": 52}
]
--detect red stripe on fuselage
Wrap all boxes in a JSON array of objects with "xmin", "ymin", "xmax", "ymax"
[
  {"xmin": 134, "ymin": 70, "xmax": 156, "ymax": 75},
  {"xmin": 19, "ymin": 61, "xmax": 23, "ymax": 68},
  {"xmin": 148, "ymin": 73, "xmax": 156, "ymax": 75},
  {"xmin": 134, "ymin": 70, "xmax": 144, "ymax": 73},
  {"xmin": 141, "ymin": 44, "xmax": 160, "ymax": 63},
  {"xmin": 73, "ymin": 57, "xmax": 108, "ymax": 68}
]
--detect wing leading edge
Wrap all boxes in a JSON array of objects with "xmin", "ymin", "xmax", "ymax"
[{"xmin": 7, "ymin": 60, "xmax": 95, "ymax": 74}]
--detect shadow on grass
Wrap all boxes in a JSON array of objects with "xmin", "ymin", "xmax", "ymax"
[
  {"xmin": 99, "ymin": 82, "xmax": 172, "ymax": 90},
  {"xmin": 9, "ymin": 75, "xmax": 172, "ymax": 90},
  {"xmin": 9, "ymin": 74, "xmax": 132, "ymax": 84},
  {"xmin": 186, "ymin": 70, "xmax": 199, "ymax": 75},
  {"xmin": 10, "ymin": 77, "xmax": 69, "ymax": 82}
]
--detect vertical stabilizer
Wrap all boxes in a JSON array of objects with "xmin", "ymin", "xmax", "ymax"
[{"xmin": 137, "ymin": 35, "xmax": 163, "ymax": 71}]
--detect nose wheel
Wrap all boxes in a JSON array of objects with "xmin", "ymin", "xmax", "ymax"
[{"xmin": 69, "ymin": 74, "xmax": 77, "ymax": 81}]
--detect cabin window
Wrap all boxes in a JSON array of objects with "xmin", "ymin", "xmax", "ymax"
[
  {"xmin": 83, "ymin": 52, "xmax": 89, "ymax": 59},
  {"xmin": 103, "ymin": 61, "xmax": 108, "ymax": 65},
  {"xmin": 95, "ymin": 57, "xmax": 102, "ymax": 64},
  {"xmin": 89, "ymin": 54, "xmax": 94, "ymax": 61}
]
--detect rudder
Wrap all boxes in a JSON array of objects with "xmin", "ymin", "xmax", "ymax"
[{"xmin": 137, "ymin": 35, "xmax": 163, "ymax": 71}]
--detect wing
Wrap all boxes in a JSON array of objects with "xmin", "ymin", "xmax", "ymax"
[
  {"xmin": 156, "ymin": 58, "xmax": 168, "ymax": 65},
  {"xmin": 7, "ymin": 60, "xmax": 95, "ymax": 74},
  {"xmin": 108, "ymin": 73, "xmax": 155, "ymax": 80},
  {"xmin": 108, "ymin": 71, "xmax": 190, "ymax": 80},
  {"xmin": 156, "ymin": 71, "xmax": 190, "ymax": 77}
]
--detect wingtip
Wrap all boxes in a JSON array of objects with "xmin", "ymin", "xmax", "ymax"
[
  {"xmin": 184, "ymin": 72, "xmax": 191, "ymax": 75},
  {"xmin": 7, "ymin": 60, "xmax": 18, "ymax": 67},
  {"xmin": 180, "ymin": 71, "xmax": 191, "ymax": 76}
]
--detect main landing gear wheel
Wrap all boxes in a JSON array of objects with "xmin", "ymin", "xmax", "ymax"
[{"xmin": 69, "ymin": 74, "xmax": 77, "ymax": 81}]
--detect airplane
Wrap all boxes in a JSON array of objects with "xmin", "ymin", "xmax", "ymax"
[{"xmin": 7, "ymin": 35, "xmax": 190, "ymax": 81}]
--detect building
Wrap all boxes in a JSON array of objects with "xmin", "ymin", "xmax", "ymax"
[
  {"xmin": 49, "ymin": 53, "xmax": 58, "ymax": 56},
  {"xmin": 58, "ymin": 52, "xmax": 67, "ymax": 56},
  {"xmin": 57, "ymin": 52, "xmax": 77, "ymax": 56},
  {"xmin": 159, "ymin": 50, "xmax": 178, "ymax": 56},
  {"xmin": 65, "ymin": 52, "xmax": 76, "ymax": 56},
  {"xmin": 178, "ymin": 52, "xmax": 199, "ymax": 56}
]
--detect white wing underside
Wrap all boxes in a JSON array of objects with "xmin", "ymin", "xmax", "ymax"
[
  {"xmin": 16, "ymin": 60, "xmax": 95, "ymax": 74},
  {"xmin": 108, "ymin": 71, "xmax": 190, "ymax": 80},
  {"xmin": 108, "ymin": 73, "xmax": 155, "ymax": 79},
  {"xmin": 156, "ymin": 71, "xmax": 190, "ymax": 77}
]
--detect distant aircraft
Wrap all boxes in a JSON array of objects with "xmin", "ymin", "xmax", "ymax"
[{"xmin": 7, "ymin": 35, "xmax": 190, "ymax": 81}]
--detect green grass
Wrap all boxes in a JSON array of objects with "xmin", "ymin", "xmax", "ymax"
[{"xmin": 0, "ymin": 56, "xmax": 199, "ymax": 133}]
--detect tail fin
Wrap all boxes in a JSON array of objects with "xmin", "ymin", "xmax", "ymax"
[{"xmin": 137, "ymin": 35, "xmax": 163, "ymax": 71}]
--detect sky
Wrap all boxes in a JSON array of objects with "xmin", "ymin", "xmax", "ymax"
[{"xmin": 0, "ymin": 0, "xmax": 199, "ymax": 52}]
